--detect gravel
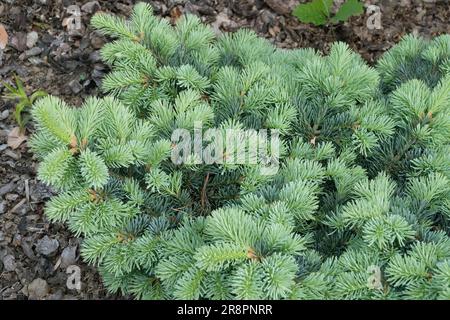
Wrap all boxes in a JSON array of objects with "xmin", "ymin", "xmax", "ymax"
[
  {"xmin": 60, "ymin": 245, "xmax": 77, "ymax": 268},
  {"xmin": 26, "ymin": 31, "xmax": 38, "ymax": 48},
  {"xmin": 27, "ymin": 278, "xmax": 49, "ymax": 300},
  {"xmin": 81, "ymin": 1, "xmax": 100, "ymax": 14},
  {"xmin": 2, "ymin": 254, "xmax": 17, "ymax": 272},
  {"xmin": 0, "ymin": 109, "xmax": 9, "ymax": 120},
  {"xmin": 36, "ymin": 236, "xmax": 59, "ymax": 257},
  {"xmin": 68, "ymin": 79, "xmax": 83, "ymax": 94},
  {"xmin": 0, "ymin": 181, "xmax": 16, "ymax": 197},
  {"xmin": 22, "ymin": 47, "xmax": 43, "ymax": 58},
  {"xmin": 0, "ymin": 200, "xmax": 5, "ymax": 214}
]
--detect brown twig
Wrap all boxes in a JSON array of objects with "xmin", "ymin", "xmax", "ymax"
[{"xmin": 201, "ymin": 172, "xmax": 210, "ymax": 209}]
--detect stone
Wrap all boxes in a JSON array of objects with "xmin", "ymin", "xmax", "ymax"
[
  {"xmin": 28, "ymin": 57, "xmax": 44, "ymax": 65},
  {"xmin": 64, "ymin": 5, "xmax": 85, "ymax": 37},
  {"xmin": 36, "ymin": 236, "xmax": 59, "ymax": 257},
  {"xmin": 66, "ymin": 5, "xmax": 81, "ymax": 16},
  {"xmin": 21, "ymin": 241, "xmax": 37, "ymax": 260},
  {"xmin": 68, "ymin": 79, "xmax": 83, "ymax": 94},
  {"xmin": 0, "ymin": 109, "xmax": 9, "ymax": 120},
  {"xmin": 212, "ymin": 12, "xmax": 238, "ymax": 34},
  {"xmin": 90, "ymin": 34, "xmax": 104, "ymax": 49},
  {"xmin": 264, "ymin": 0, "xmax": 297, "ymax": 15},
  {"xmin": 88, "ymin": 50, "xmax": 101, "ymax": 63},
  {"xmin": 0, "ymin": 200, "xmax": 5, "ymax": 214},
  {"xmin": 91, "ymin": 68, "xmax": 105, "ymax": 87},
  {"xmin": 10, "ymin": 32, "xmax": 27, "ymax": 51},
  {"xmin": 60, "ymin": 246, "xmax": 77, "ymax": 268},
  {"xmin": 168, "ymin": 0, "xmax": 187, "ymax": 7},
  {"xmin": 27, "ymin": 278, "xmax": 49, "ymax": 300},
  {"xmin": 0, "ymin": 181, "xmax": 16, "ymax": 197},
  {"xmin": 5, "ymin": 193, "xmax": 18, "ymax": 202},
  {"xmin": 152, "ymin": 2, "xmax": 168, "ymax": 15},
  {"xmin": 81, "ymin": 1, "xmax": 100, "ymax": 14},
  {"xmin": 2, "ymin": 254, "xmax": 16, "ymax": 271},
  {"xmin": 231, "ymin": 0, "xmax": 259, "ymax": 17},
  {"xmin": 4, "ymin": 149, "xmax": 20, "ymax": 160},
  {"xmin": 29, "ymin": 182, "xmax": 53, "ymax": 202},
  {"xmin": 255, "ymin": 9, "xmax": 276, "ymax": 34},
  {"xmin": 23, "ymin": 47, "xmax": 43, "ymax": 58},
  {"xmin": 47, "ymin": 289, "xmax": 64, "ymax": 300},
  {"xmin": 26, "ymin": 31, "xmax": 38, "ymax": 48}
]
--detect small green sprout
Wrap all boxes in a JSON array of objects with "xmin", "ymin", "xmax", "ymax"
[
  {"xmin": 2, "ymin": 75, "xmax": 47, "ymax": 133},
  {"xmin": 293, "ymin": 0, "xmax": 364, "ymax": 26}
]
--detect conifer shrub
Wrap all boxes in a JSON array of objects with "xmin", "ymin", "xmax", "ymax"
[{"xmin": 30, "ymin": 3, "xmax": 450, "ymax": 299}]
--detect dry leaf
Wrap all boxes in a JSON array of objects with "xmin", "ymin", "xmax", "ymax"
[
  {"xmin": 7, "ymin": 127, "xmax": 28, "ymax": 149},
  {"xmin": 0, "ymin": 23, "xmax": 8, "ymax": 50},
  {"xmin": 246, "ymin": 247, "xmax": 260, "ymax": 261},
  {"xmin": 170, "ymin": 6, "xmax": 183, "ymax": 23},
  {"xmin": 69, "ymin": 134, "xmax": 78, "ymax": 148}
]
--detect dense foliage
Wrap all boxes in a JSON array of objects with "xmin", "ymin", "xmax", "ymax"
[{"xmin": 30, "ymin": 3, "xmax": 450, "ymax": 300}]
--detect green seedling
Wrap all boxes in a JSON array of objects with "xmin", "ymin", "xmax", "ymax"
[
  {"xmin": 293, "ymin": 0, "xmax": 364, "ymax": 26},
  {"xmin": 2, "ymin": 75, "xmax": 47, "ymax": 133}
]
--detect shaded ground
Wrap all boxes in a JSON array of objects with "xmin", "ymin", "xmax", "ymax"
[{"xmin": 0, "ymin": 0, "xmax": 449, "ymax": 300}]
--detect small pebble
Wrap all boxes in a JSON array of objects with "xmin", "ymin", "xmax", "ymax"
[
  {"xmin": 0, "ymin": 181, "xmax": 16, "ymax": 197},
  {"xmin": 23, "ymin": 47, "xmax": 43, "ymax": 58},
  {"xmin": 81, "ymin": 1, "xmax": 100, "ymax": 14},
  {"xmin": 10, "ymin": 32, "xmax": 27, "ymax": 51},
  {"xmin": 4, "ymin": 149, "xmax": 20, "ymax": 160},
  {"xmin": 28, "ymin": 57, "xmax": 45, "ymax": 65},
  {"xmin": 0, "ymin": 109, "xmax": 9, "ymax": 120},
  {"xmin": 47, "ymin": 289, "xmax": 64, "ymax": 300},
  {"xmin": 60, "ymin": 245, "xmax": 77, "ymax": 268},
  {"xmin": 5, "ymin": 193, "xmax": 18, "ymax": 202},
  {"xmin": 67, "ymin": 4, "xmax": 81, "ymax": 15},
  {"xmin": 26, "ymin": 31, "xmax": 39, "ymax": 48},
  {"xmin": 88, "ymin": 50, "xmax": 101, "ymax": 63},
  {"xmin": 90, "ymin": 35, "xmax": 104, "ymax": 49},
  {"xmin": 68, "ymin": 79, "xmax": 83, "ymax": 94},
  {"xmin": 2, "ymin": 254, "xmax": 16, "ymax": 272},
  {"xmin": 36, "ymin": 236, "xmax": 59, "ymax": 257},
  {"xmin": 21, "ymin": 241, "xmax": 37, "ymax": 260},
  {"xmin": 27, "ymin": 278, "xmax": 49, "ymax": 300}
]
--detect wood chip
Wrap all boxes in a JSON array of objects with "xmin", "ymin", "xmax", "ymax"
[
  {"xmin": 0, "ymin": 23, "xmax": 8, "ymax": 50},
  {"xmin": 25, "ymin": 179, "xmax": 30, "ymax": 203}
]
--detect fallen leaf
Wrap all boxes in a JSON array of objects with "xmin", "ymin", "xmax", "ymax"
[
  {"xmin": 0, "ymin": 23, "xmax": 8, "ymax": 50},
  {"xmin": 170, "ymin": 6, "xmax": 183, "ymax": 23},
  {"xmin": 7, "ymin": 127, "xmax": 28, "ymax": 149},
  {"xmin": 69, "ymin": 134, "xmax": 78, "ymax": 148},
  {"xmin": 211, "ymin": 12, "xmax": 231, "ymax": 34}
]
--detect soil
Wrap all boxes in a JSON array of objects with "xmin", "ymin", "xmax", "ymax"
[{"xmin": 0, "ymin": 0, "xmax": 449, "ymax": 300}]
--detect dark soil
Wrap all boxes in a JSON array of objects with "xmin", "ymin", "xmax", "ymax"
[{"xmin": 0, "ymin": 0, "xmax": 449, "ymax": 300}]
